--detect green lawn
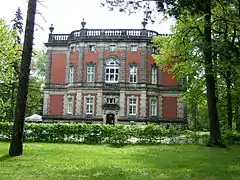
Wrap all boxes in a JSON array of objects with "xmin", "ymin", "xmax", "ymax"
[{"xmin": 0, "ymin": 142, "xmax": 240, "ymax": 180}]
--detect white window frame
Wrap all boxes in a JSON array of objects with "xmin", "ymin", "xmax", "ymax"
[
  {"xmin": 89, "ymin": 45, "xmax": 96, "ymax": 52},
  {"xmin": 107, "ymin": 97, "xmax": 116, "ymax": 104},
  {"xmin": 105, "ymin": 58, "xmax": 119, "ymax": 83},
  {"xmin": 87, "ymin": 64, "xmax": 95, "ymax": 82},
  {"xmin": 151, "ymin": 66, "xmax": 157, "ymax": 84},
  {"xmin": 70, "ymin": 45, "xmax": 75, "ymax": 52},
  {"xmin": 129, "ymin": 65, "xmax": 138, "ymax": 83},
  {"xmin": 130, "ymin": 45, "xmax": 138, "ymax": 52},
  {"xmin": 67, "ymin": 96, "xmax": 73, "ymax": 115},
  {"xmin": 69, "ymin": 65, "xmax": 74, "ymax": 84},
  {"xmin": 109, "ymin": 45, "xmax": 117, "ymax": 52},
  {"xmin": 128, "ymin": 97, "xmax": 137, "ymax": 116},
  {"xmin": 86, "ymin": 96, "xmax": 93, "ymax": 115},
  {"xmin": 150, "ymin": 98, "xmax": 157, "ymax": 116}
]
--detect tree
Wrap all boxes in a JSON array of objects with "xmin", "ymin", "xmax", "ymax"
[
  {"xmin": 0, "ymin": 19, "xmax": 21, "ymax": 121},
  {"xmin": 5, "ymin": 7, "xmax": 25, "ymax": 122},
  {"xmin": 31, "ymin": 48, "xmax": 47, "ymax": 77},
  {"xmin": 101, "ymin": 0, "xmax": 222, "ymax": 145},
  {"xmin": 9, "ymin": 0, "xmax": 37, "ymax": 156},
  {"xmin": 12, "ymin": 7, "xmax": 23, "ymax": 44},
  {"xmin": 26, "ymin": 48, "xmax": 46, "ymax": 116}
]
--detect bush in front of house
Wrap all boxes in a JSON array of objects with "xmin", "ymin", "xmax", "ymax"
[{"xmin": 3, "ymin": 121, "xmax": 235, "ymax": 146}]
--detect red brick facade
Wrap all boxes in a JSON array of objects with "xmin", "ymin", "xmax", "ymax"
[{"xmin": 43, "ymin": 27, "xmax": 185, "ymax": 124}]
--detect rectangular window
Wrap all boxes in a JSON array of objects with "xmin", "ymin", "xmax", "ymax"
[
  {"xmin": 109, "ymin": 45, "xmax": 116, "ymax": 52},
  {"xmin": 130, "ymin": 45, "xmax": 138, "ymax": 52},
  {"xmin": 70, "ymin": 46, "xmax": 75, "ymax": 52},
  {"xmin": 129, "ymin": 97, "xmax": 137, "ymax": 115},
  {"xmin": 151, "ymin": 67, "xmax": 157, "ymax": 84},
  {"xmin": 67, "ymin": 96, "xmax": 73, "ymax": 115},
  {"xmin": 87, "ymin": 64, "xmax": 95, "ymax": 82},
  {"xmin": 89, "ymin": 45, "xmax": 96, "ymax": 52},
  {"xmin": 151, "ymin": 98, "xmax": 157, "ymax": 116},
  {"xmin": 129, "ymin": 65, "xmax": 137, "ymax": 83},
  {"xmin": 86, "ymin": 97, "xmax": 93, "ymax": 114},
  {"xmin": 69, "ymin": 65, "xmax": 74, "ymax": 84}
]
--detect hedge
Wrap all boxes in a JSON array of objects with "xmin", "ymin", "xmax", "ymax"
[{"xmin": 0, "ymin": 122, "xmax": 238, "ymax": 146}]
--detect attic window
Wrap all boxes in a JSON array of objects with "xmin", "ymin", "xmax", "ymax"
[{"xmin": 89, "ymin": 45, "xmax": 96, "ymax": 52}]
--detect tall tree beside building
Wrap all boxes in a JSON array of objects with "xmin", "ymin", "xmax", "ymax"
[
  {"xmin": 12, "ymin": 7, "xmax": 23, "ymax": 44},
  {"xmin": 9, "ymin": 0, "xmax": 37, "ymax": 156},
  {"xmin": 101, "ymin": 0, "xmax": 222, "ymax": 145}
]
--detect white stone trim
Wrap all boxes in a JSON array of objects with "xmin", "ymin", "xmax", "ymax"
[
  {"xmin": 65, "ymin": 51, "xmax": 70, "ymax": 84},
  {"xmin": 47, "ymin": 47, "xmax": 68, "ymax": 51},
  {"xmin": 63, "ymin": 94, "xmax": 68, "ymax": 115},
  {"xmin": 83, "ymin": 95, "xmax": 95, "ymax": 116},
  {"xmin": 96, "ymin": 90, "xmax": 103, "ymax": 116},
  {"xmin": 43, "ymin": 91, "xmax": 49, "ymax": 115},
  {"xmin": 127, "ymin": 95, "xmax": 139, "ymax": 116},
  {"xmin": 149, "ymin": 97, "xmax": 158, "ymax": 117},
  {"xmin": 177, "ymin": 97, "xmax": 184, "ymax": 118},
  {"xmin": 119, "ymin": 91, "xmax": 125, "ymax": 117},
  {"xmin": 66, "ymin": 95, "xmax": 74, "ymax": 115},
  {"xmin": 140, "ymin": 91, "xmax": 146, "ymax": 117},
  {"xmin": 161, "ymin": 93, "xmax": 181, "ymax": 97},
  {"xmin": 46, "ymin": 91, "xmax": 67, "ymax": 95},
  {"xmin": 75, "ymin": 90, "xmax": 83, "ymax": 115},
  {"xmin": 158, "ymin": 96, "xmax": 163, "ymax": 117}
]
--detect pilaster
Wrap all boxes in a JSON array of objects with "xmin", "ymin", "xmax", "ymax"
[
  {"xmin": 45, "ymin": 50, "xmax": 52, "ymax": 84},
  {"xmin": 119, "ymin": 46, "xmax": 126, "ymax": 83},
  {"xmin": 43, "ymin": 91, "xmax": 49, "ymax": 115},
  {"xmin": 158, "ymin": 96, "xmax": 163, "ymax": 117},
  {"xmin": 65, "ymin": 51, "xmax": 70, "ymax": 83},
  {"xmin": 96, "ymin": 89, "xmax": 103, "ymax": 116},
  {"xmin": 119, "ymin": 90, "xmax": 125, "ymax": 117},
  {"xmin": 140, "ymin": 91, "xmax": 146, "ymax": 117},
  {"xmin": 63, "ymin": 93, "xmax": 68, "ymax": 115},
  {"xmin": 140, "ymin": 46, "xmax": 147, "ymax": 83},
  {"xmin": 98, "ymin": 46, "xmax": 104, "ymax": 82},
  {"xmin": 78, "ymin": 46, "xmax": 84, "ymax": 82},
  {"xmin": 177, "ymin": 97, "xmax": 184, "ymax": 118},
  {"xmin": 76, "ymin": 90, "xmax": 83, "ymax": 115}
]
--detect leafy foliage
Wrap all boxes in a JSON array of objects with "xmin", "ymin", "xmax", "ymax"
[
  {"xmin": 0, "ymin": 19, "xmax": 21, "ymax": 121},
  {"xmin": 1, "ymin": 122, "xmax": 239, "ymax": 146}
]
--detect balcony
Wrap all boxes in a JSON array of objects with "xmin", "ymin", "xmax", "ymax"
[{"xmin": 102, "ymin": 103, "xmax": 120, "ymax": 110}]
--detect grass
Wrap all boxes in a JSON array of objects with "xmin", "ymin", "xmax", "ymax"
[{"xmin": 0, "ymin": 142, "xmax": 240, "ymax": 180}]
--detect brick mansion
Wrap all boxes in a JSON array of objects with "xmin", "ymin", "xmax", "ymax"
[{"xmin": 42, "ymin": 20, "xmax": 186, "ymax": 124}]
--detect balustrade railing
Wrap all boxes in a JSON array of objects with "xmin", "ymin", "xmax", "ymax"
[{"xmin": 48, "ymin": 29, "xmax": 162, "ymax": 43}]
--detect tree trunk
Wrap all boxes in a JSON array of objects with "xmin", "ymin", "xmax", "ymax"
[
  {"xmin": 235, "ymin": 106, "xmax": 240, "ymax": 132},
  {"xmin": 9, "ymin": 0, "xmax": 37, "ymax": 156},
  {"xmin": 226, "ymin": 70, "xmax": 233, "ymax": 129},
  {"xmin": 203, "ymin": 0, "xmax": 221, "ymax": 145}
]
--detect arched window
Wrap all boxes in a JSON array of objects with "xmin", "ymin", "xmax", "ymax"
[{"xmin": 105, "ymin": 58, "xmax": 119, "ymax": 83}]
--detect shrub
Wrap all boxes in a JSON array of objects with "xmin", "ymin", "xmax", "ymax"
[{"xmin": 1, "ymin": 121, "xmax": 230, "ymax": 146}]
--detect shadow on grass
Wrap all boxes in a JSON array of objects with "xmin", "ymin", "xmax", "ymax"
[
  {"xmin": 0, "ymin": 154, "xmax": 11, "ymax": 162},
  {"xmin": 124, "ymin": 145, "xmax": 240, "ymax": 179}
]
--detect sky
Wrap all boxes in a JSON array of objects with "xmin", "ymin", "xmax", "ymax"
[{"xmin": 0, "ymin": 0, "xmax": 174, "ymax": 49}]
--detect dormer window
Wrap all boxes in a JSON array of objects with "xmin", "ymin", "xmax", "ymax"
[
  {"xmin": 130, "ymin": 45, "xmax": 138, "ymax": 52},
  {"xmin": 109, "ymin": 45, "xmax": 116, "ymax": 52},
  {"xmin": 89, "ymin": 45, "xmax": 96, "ymax": 52},
  {"xmin": 70, "ymin": 45, "xmax": 75, "ymax": 52}
]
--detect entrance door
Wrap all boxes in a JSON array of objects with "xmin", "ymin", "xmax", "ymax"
[{"xmin": 106, "ymin": 113, "xmax": 115, "ymax": 124}]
